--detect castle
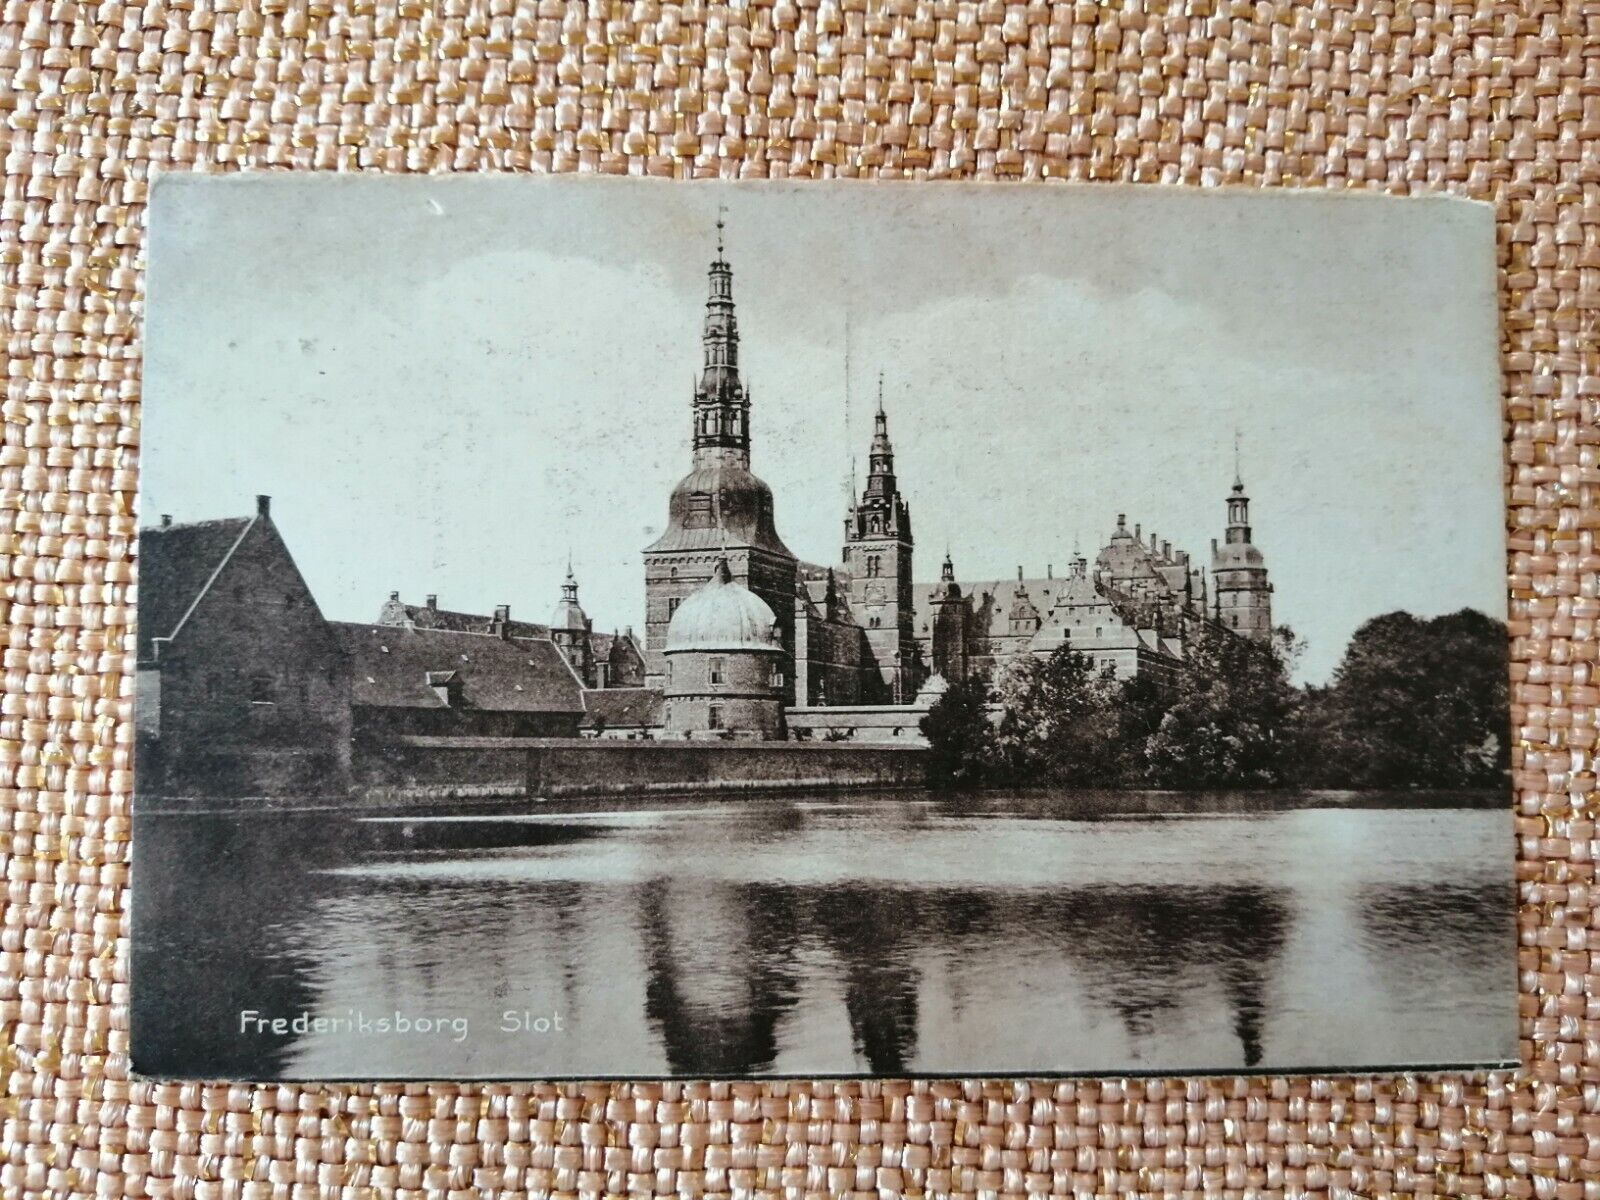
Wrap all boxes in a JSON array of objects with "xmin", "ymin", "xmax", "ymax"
[
  {"xmin": 135, "ymin": 232, "xmax": 1274, "ymax": 796},
  {"xmin": 635, "ymin": 231, "xmax": 1274, "ymax": 735}
]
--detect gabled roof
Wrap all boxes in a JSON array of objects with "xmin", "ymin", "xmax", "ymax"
[
  {"xmin": 332, "ymin": 623, "xmax": 585, "ymax": 714},
  {"xmin": 381, "ymin": 597, "xmax": 636, "ymax": 663},
  {"xmin": 581, "ymin": 687, "xmax": 665, "ymax": 729},
  {"xmin": 136, "ymin": 517, "xmax": 254, "ymax": 660}
]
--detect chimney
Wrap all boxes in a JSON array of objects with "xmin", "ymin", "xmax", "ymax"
[
  {"xmin": 1161, "ymin": 539, "xmax": 1171, "ymax": 560},
  {"xmin": 1211, "ymin": 538, "xmax": 1218, "ymax": 557},
  {"xmin": 1047, "ymin": 563, "xmax": 1053, "ymax": 579},
  {"xmin": 1150, "ymin": 532, "xmax": 1157, "ymax": 554},
  {"xmin": 623, "ymin": 625, "xmax": 634, "ymax": 641},
  {"xmin": 389, "ymin": 590, "xmax": 400, "ymax": 601},
  {"xmin": 256, "ymin": 495, "xmax": 271, "ymax": 517},
  {"xmin": 492, "ymin": 604, "xmax": 511, "ymax": 639},
  {"xmin": 426, "ymin": 594, "xmax": 438, "ymax": 611},
  {"xmin": 159, "ymin": 514, "xmax": 172, "ymax": 528},
  {"xmin": 1134, "ymin": 523, "xmax": 1141, "ymax": 542}
]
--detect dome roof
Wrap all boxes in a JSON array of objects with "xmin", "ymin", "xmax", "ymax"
[
  {"xmin": 665, "ymin": 559, "xmax": 782, "ymax": 653},
  {"xmin": 643, "ymin": 464, "xmax": 795, "ymax": 558},
  {"xmin": 551, "ymin": 600, "xmax": 588, "ymax": 631}
]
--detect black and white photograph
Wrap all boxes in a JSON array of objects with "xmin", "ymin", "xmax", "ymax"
[{"xmin": 132, "ymin": 177, "xmax": 1514, "ymax": 1080}]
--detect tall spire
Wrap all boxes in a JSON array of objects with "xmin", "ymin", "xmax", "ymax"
[
  {"xmin": 861, "ymin": 376, "xmax": 897, "ymax": 503},
  {"xmin": 692, "ymin": 207, "xmax": 749, "ymax": 470}
]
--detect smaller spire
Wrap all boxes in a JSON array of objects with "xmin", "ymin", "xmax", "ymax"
[
  {"xmin": 1233, "ymin": 428, "xmax": 1244, "ymax": 491},
  {"xmin": 715, "ymin": 201, "xmax": 727, "ymax": 257},
  {"xmin": 876, "ymin": 371, "xmax": 885, "ymax": 417},
  {"xmin": 941, "ymin": 552, "xmax": 955, "ymax": 581}
]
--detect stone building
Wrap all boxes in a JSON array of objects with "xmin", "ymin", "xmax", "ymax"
[
  {"xmin": 642, "ymin": 226, "xmax": 799, "ymax": 701},
  {"xmin": 839, "ymin": 388, "xmax": 922, "ymax": 702},
  {"xmin": 135, "ymin": 496, "xmax": 351, "ymax": 797},
  {"xmin": 333, "ymin": 622, "xmax": 586, "ymax": 744},
  {"xmin": 640, "ymin": 231, "xmax": 1277, "ymax": 729},
  {"xmin": 662, "ymin": 558, "xmax": 786, "ymax": 740},
  {"xmin": 1211, "ymin": 475, "xmax": 1274, "ymax": 639},
  {"xmin": 138, "ymin": 503, "xmax": 642, "ymax": 797},
  {"xmin": 376, "ymin": 582, "xmax": 647, "ymax": 690}
]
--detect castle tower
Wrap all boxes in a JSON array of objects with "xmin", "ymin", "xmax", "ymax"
[
  {"xmin": 643, "ymin": 218, "xmax": 798, "ymax": 698},
  {"xmin": 928, "ymin": 552, "xmax": 967, "ymax": 682},
  {"xmin": 842, "ymin": 381, "xmax": 919, "ymax": 703},
  {"xmin": 663, "ymin": 558, "xmax": 786, "ymax": 741},
  {"xmin": 550, "ymin": 562, "xmax": 594, "ymax": 684},
  {"xmin": 1210, "ymin": 472, "xmax": 1273, "ymax": 641}
]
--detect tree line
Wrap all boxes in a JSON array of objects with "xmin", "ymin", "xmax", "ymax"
[{"xmin": 919, "ymin": 608, "xmax": 1509, "ymax": 792}]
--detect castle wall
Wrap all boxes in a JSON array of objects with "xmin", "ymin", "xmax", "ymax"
[
  {"xmin": 794, "ymin": 599, "xmax": 872, "ymax": 706},
  {"xmin": 526, "ymin": 739, "xmax": 927, "ymax": 797}
]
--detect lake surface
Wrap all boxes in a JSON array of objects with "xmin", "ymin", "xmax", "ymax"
[{"xmin": 132, "ymin": 790, "xmax": 1517, "ymax": 1079}]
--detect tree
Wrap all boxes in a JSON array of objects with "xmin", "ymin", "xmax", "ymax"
[
  {"xmin": 1145, "ymin": 622, "xmax": 1298, "ymax": 788},
  {"xmin": 1293, "ymin": 609, "xmax": 1508, "ymax": 789},
  {"xmin": 919, "ymin": 675, "xmax": 997, "ymax": 788},
  {"xmin": 990, "ymin": 647, "xmax": 1124, "ymax": 785}
]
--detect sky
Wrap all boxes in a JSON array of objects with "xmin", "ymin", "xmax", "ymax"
[{"xmin": 143, "ymin": 176, "xmax": 1506, "ymax": 684}]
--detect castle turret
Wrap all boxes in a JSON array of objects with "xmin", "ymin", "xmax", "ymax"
[
  {"xmin": 1211, "ymin": 471, "xmax": 1273, "ymax": 641},
  {"xmin": 929, "ymin": 552, "xmax": 967, "ymax": 682},
  {"xmin": 842, "ymin": 379, "xmax": 919, "ymax": 702},
  {"xmin": 643, "ymin": 216, "xmax": 798, "ymax": 698},
  {"xmin": 663, "ymin": 558, "xmax": 786, "ymax": 740},
  {"xmin": 551, "ymin": 563, "xmax": 594, "ymax": 683}
]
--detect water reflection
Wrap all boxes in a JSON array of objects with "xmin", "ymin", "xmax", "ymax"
[{"xmin": 132, "ymin": 793, "xmax": 1516, "ymax": 1079}]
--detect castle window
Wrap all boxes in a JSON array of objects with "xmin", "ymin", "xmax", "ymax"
[
  {"xmin": 249, "ymin": 673, "xmax": 276, "ymax": 704},
  {"xmin": 665, "ymin": 660, "xmax": 673, "ymax": 684},
  {"xmin": 708, "ymin": 704, "xmax": 723, "ymax": 731},
  {"xmin": 668, "ymin": 597, "xmax": 681, "ymax": 617},
  {"xmin": 709, "ymin": 657, "xmax": 724, "ymax": 685},
  {"xmin": 770, "ymin": 665, "xmax": 783, "ymax": 689}
]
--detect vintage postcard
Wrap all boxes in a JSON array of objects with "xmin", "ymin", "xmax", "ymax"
[{"xmin": 133, "ymin": 177, "xmax": 1514, "ymax": 1079}]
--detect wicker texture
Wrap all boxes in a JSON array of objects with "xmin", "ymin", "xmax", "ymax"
[{"xmin": 0, "ymin": 0, "xmax": 1590, "ymax": 1195}]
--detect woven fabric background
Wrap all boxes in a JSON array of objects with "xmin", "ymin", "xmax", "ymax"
[{"xmin": 0, "ymin": 0, "xmax": 1592, "ymax": 1195}]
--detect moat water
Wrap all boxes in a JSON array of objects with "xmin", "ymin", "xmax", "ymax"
[{"xmin": 133, "ymin": 790, "xmax": 1516, "ymax": 1078}]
